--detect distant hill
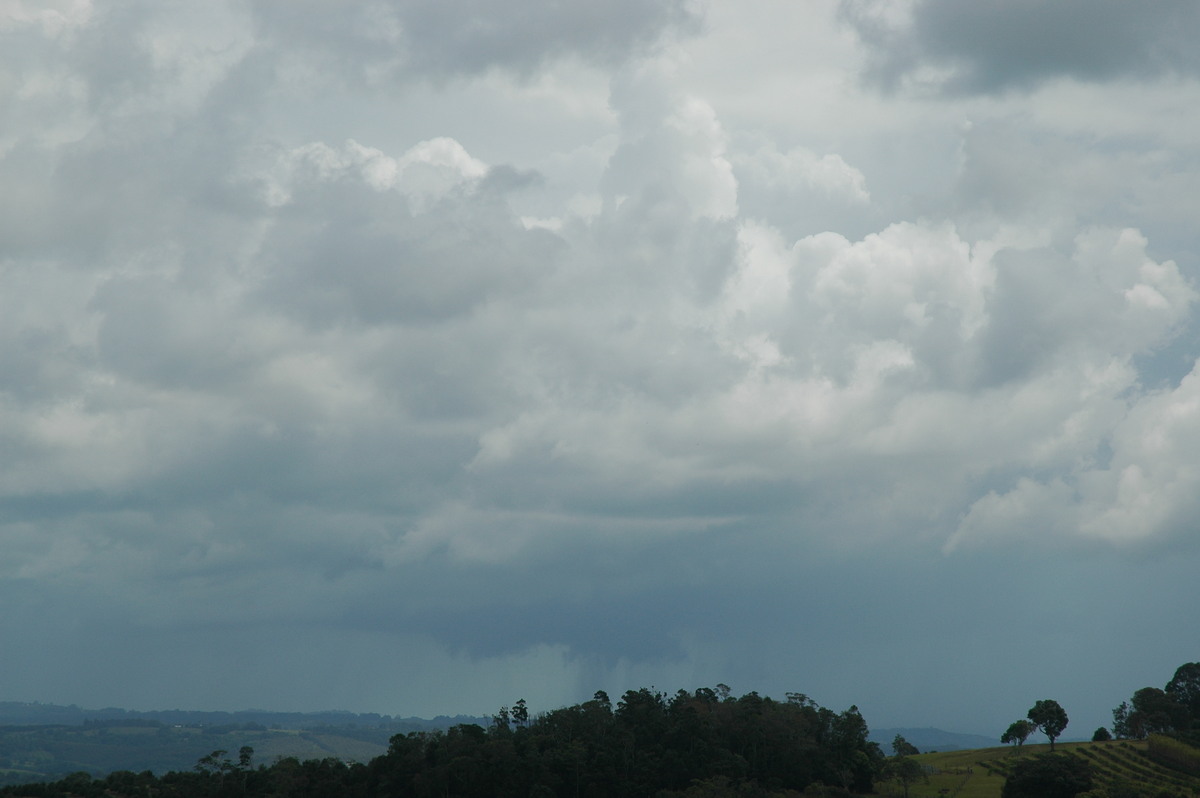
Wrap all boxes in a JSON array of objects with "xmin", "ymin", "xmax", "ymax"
[
  {"xmin": 871, "ymin": 727, "xmax": 999, "ymax": 752},
  {"xmin": 0, "ymin": 701, "xmax": 486, "ymax": 732},
  {"xmin": 0, "ymin": 701, "xmax": 489, "ymax": 785}
]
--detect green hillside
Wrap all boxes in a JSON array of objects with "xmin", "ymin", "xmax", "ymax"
[{"xmin": 893, "ymin": 740, "xmax": 1200, "ymax": 798}]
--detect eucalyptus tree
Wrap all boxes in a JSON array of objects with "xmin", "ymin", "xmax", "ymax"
[{"xmin": 1027, "ymin": 700, "xmax": 1068, "ymax": 751}]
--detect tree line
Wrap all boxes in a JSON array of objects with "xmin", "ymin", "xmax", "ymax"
[
  {"xmin": 1110, "ymin": 663, "xmax": 1200, "ymax": 741},
  {"xmin": 998, "ymin": 663, "xmax": 1200, "ymax": 750},
  {"xmin": 0, "ymin": 686, "xmax": 885, "ymax": 798},
  {"xmin": 999, "ymin": 662, "xmax": 1200, "ymax": 798},
  {"xmin": 7, "ymin": 663, "xmax": 1199, "ymax": 798}
]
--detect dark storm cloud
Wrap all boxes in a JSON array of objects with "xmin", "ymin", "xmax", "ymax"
[
  {"xmin": 842, "ymin": 0, "xmax": 1200, "ymax": 94},
  {"xmin": 246, "ymin": 0, "xmax": 700, "ymax": 84}
]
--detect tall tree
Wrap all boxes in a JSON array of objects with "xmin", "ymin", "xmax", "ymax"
[
  {"xmin": 885, "ymin": 753, "xmax": 926, "ymax": 798},
  {"xmin": 1166, "ymin": 662, "xmax": 1200, "ymax": 724},
  {"xmin": 1027, "ymin": 700, "xmax": 1068, "ymax": 751},
  {"xmin": 1130, "ymin": 687, "xmax": 1185, "ymax": 735},
  {"xmin": 1113, "ymin": 686, "xmax": 1187, "ymax": 738},
  {"xmin": 591, "ymin": 690, "xmax": 613, "ymax": 713},
  {"xmin": 1002, "ymin": 720, "xmax": 1036, "ymax": 748},
  {"xmin": 1112, "ymin": 701, "xmax": 1133, "ymax": 739},
  {"xmin": 512, "ymin": 698, "xmax": 529, "ymax": 728}
]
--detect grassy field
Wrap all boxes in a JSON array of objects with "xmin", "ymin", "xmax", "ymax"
[{"xmin": 879, "ymin": 740, "xmax": 1200, "ymax": 798}]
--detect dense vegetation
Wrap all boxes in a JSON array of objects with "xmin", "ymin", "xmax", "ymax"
[
  {"xmin": 1111, "ymin": 664, "xmax": 1200, "ymax": 741},
  {"xmin": 0, "ymin": 687, "xmax": 882, "ymax": 798},
  {"xmin": 4, "ymin": 663, "xmax": 1200, "ymax": 798}
]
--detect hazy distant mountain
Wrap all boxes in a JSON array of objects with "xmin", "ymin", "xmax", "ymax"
[
  {"xmin": 0, "ymin": 701, "xmax": 494, "ymax": 785},
  {"xmin": 870, "ymin": 727, "xmax": 998, "ymax": 752},
  {"xmin": 2, "ymin": 702, "xmax": 1004, "ymax": 755},
  {"xmin": 0, "ymin": 700, "xmax": 486, "ymax": 731}
]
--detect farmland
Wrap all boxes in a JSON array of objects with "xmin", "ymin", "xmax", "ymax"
[{"xmin": 889, "ymin": 740, "xmax": 1200, "ymax": 798}]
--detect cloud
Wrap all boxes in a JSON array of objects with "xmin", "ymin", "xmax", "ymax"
[
  {"xmin": 733, "ymin": 145, "xmax": 870, "ymax": 205},
  {"xmin": 841, "ymin": 0, "xmax": 1200, "ymax": 94},
  {"xmin": 2, "ymin": 0, "xmax": 1199, "ymax": 735},
  {"xmin": 249, "ymin": 137, "xmax": 561, "ymax": 328},
  {"xmin": 246, "ymin": 0, "xmax": 701, "ymax": 85},
  {"xmin": 602, "ymin": 61, "xmax": 739, "ymax": 222},
  {"xmin": 954, "ymin": 356, "xmax": 1200, "ymax": 550}
]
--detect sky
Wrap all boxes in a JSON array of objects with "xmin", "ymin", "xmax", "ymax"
[{"xmin": 1, "ymin": 0, "xmax": 1198, "ymax": 740}]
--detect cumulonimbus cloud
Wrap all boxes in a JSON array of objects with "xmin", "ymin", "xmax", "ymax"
[{"xmin": 2, "ymin": 0, "xmax": 1199, "ymax": 724}]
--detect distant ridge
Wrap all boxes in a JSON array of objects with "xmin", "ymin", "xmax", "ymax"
[
  {"xmin": 0, "ymin": 700, "xmax": 487, "ymax": 732},
  {"xmin": 0, "ymin": 703, "xmax": 1000, "ymax": 752},
  {"xmin": 870, "ymin": 727, "xmax": 998, "ymax": 752}
]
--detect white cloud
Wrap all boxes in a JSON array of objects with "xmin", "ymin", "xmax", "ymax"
[
  {"xmin": 264, "ymin": 136, "xmax": 489, "ymax": 210},
  {"xmin": 0, "ymin": 0, "xmax": 92, "ymax": 36},
  {"xmin": 602, "ymin": 60, "xmax": 739, "ymax": 221},
  {"xmin": 955, "ymin": 357, "xmax": 1200, "ymax": 549},
  {"xmin": 734, "ymin": 144, "xmax": 870, "ymax": 204}
]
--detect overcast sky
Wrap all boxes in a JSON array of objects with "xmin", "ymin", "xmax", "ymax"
[{"xmin": 2, "ymin": 0, "xmax": 1198, "ymax": 740}]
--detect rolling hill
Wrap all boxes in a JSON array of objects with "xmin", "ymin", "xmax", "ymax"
[{"xmin": 893, "ymin": 739, "xmax": 1200, "ymax": 798}]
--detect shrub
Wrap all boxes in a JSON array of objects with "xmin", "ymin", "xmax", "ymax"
[{"xmin": 1002, "ymin": 754, "xmax": 1093, "ymax": 798}]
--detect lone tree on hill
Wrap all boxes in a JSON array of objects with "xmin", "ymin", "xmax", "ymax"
[
  {"xmin": 887, "ymin": 733, "xmax": 923, "ymax": 798},
  {"xmin": 1002, "ymin": 719, "xmax": 1036, "ymax": 748},
  {"xmin": 1027, "ymin": 700, "xmax": 1068, "ymax": 751},
  {"xmin": 885, "ymin": 751, "xmax": 926, "ymax": 798}
]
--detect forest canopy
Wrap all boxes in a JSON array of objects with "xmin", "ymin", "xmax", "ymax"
[{"xmin": 0, "ymin": 687, "xmax": 882, "ymax": 798}]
